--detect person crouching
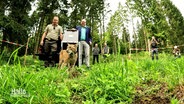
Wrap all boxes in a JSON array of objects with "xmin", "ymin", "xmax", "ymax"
[{"xmin": 173, "ymin": 45, "xmax": 181, "ymax": 58}]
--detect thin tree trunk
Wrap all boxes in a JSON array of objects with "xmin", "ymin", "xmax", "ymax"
[
  {"xmin": 24, "ymin": 37, "xmax": 31, "ymax": 65},
  {"xmin": 33, "ymin": 15, "xmax": 45, "ymax": 58},
  {"xmin": 132, "ymin": 18, "xmax": 137, "ymax": 55},
  {"xmin": 123, "ymin": 33, "xmax": 128, "ymax": 55},
  {"xmin": 128, "ymin": 33, "xmax": 131, "ymax": 59},
  {"xmin": 99, "ymin": 16, "xmax": 103, "ymax": 54},
  {"xmin": 143, "ymin": 28, "xmax": 148, "ymax": 51},
  {"xmin": 1, "ymin": 30, "xmax": 6, "ymax": 53},
  {"xmin": 148, "ymin": 39, "xmax": 151, "ymax": 55},
  {"xmin": 113, "ymin": 35, "xmax": 117, "ymax": 55},
  {"xmin": 102, "ymin": 10, "xmax": 105, "ymax": 42},
  {"xmin": 90, "ymin": 15, "xmax": 93, "ymax": 54}
]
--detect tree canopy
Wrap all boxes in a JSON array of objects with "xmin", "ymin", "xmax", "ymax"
[{"xmin": 0, "ymin": 0, "xmax": 184, "ymax": 55}]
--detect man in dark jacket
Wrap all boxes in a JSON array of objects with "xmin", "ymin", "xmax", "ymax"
[{"xmin": 76, "ymin": 19, "xmax": 92, "ymax": 68}]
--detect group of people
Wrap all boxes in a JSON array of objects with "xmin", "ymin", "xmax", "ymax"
[
  {"xmin": 92, "ymin": 43, "xmax": 109, "ymax": 64},
  {"xmin": 40, "ymin": 16, "xmax": 109, "ymax": 68},
  {"xmin": 151, "ymin": 36, "xmax": 181, "ymax": 60},
  {"xmin": 39, "ymin": 16, "xmax": 181, "ymax": 68}
]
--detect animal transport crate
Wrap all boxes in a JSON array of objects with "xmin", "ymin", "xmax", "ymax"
[{"xmin": 61, "ymin": 29, "xmax": 80, "ymax": 66}]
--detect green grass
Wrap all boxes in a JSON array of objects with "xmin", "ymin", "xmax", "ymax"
[{"xmin": 0, "ymin": 51, "xmax": 184, "ymax": 103}]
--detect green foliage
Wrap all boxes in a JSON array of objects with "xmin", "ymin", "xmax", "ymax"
[
  {"xmin": 161, "ymin": 0, "xmax": 184, "ymax": 45},
  {"xmin": 69, "ymin": 0, "xmax": 104, "ymax": 27},
  {"xmin": 1, "ymin": 50, "xmax": 184, "ymax": 103},
  {"xmin": 0, "ymin": 0, "xmax": 35, "ymax": 52},
  {"xmin": 106, "ymin": 3, "xmax": 130, "ymax": 54},
  {"xmin": 171, "ymin": 98, "xmax": 179, "ymax": 104},
  {"xmin": 126, "ymin": 0, "xmax": 184, "ymax": 49},
  {"xmin": 0, "ymin": 50, "xmax": 70, "ymax": 103},
  {"xmin": 1, "ymin": 0, "xmax": 184, "ymax": 103}
]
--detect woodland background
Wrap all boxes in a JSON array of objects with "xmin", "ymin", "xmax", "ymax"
[{"xmin": 0, "ymin": 0, "xmax": 184, "ymax": 56}]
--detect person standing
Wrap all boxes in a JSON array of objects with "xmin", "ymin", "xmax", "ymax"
[
  {"xmin": 40, "ymin": 16, "xmax": 63, "ymax": 67},
  {"xmin": 92, "ymin": 43, "xmax": 100, "ymax": 64},
  {"xmin": 76, "ymin": 19, "xmax": 92, "ymax": 69},
  {"xmin": 150, "ymin": 36, "xmax": 159, "ymax": 60},
  {"xmin": 102, "ymin": 42, "xmax": 109, "ymax": 59}
]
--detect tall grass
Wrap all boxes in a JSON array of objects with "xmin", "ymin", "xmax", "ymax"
[
  {"xmin": 0, "ymin": 48, "xmax": 70, "ymax": 104},
  {"xmin": 0, "ymin": 50, "xmax": 184, "ymax": 103}
]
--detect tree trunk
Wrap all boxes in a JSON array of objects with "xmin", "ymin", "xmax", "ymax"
[
  {"xmin": 99, "ymin": 16, "xmax": 103, "ymax": 54},
  {"xmin": 1, "ymin": 30, "xmax": 6, "ymax": 53},
  {"xmin": 24, "ymin": 37, "xmax": 31, "ymax": 65},
  {"xmin": 33, "ymin": 15, "xmax": 45, "ymax": 58},
  {"xmin": 90, "ymin": 15, "xmax": 93, "ymax": 55},
  {"xmin": 123, "ymin": 33, "xmax": 128, "ymax": 55},
  {"xmin": 148, "ymin": 39, "xmax": 151, "ymax": 55},
  {"xmin": 128, "ymin": 33, "xmax": 131, "ymax": 59},
  {"xmin": 102, "ymin": 10, "xmax": 105, "ymax": 42},
  {"xmin": 113, "ymin": 35, "xmax": 117, "ymax": 55},
  {"xmin": 143, "ymin": 28, "xmax": 148, "ymax": 51},
  {"xmin": 132, "ymin": 18, "xmax": 137, "ymax": 55}
]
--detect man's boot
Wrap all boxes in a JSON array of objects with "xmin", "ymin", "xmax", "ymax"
[
  {"xmin": 51, "ymin": 51, "xmax": 57, "ymax": 67},
  {"xmin": 156, "ymin": 56, "xmax": 158, "ymax": 60}
]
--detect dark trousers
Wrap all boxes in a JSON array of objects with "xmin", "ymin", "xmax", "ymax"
[
  {"xmin": 152, "ymin": 48, "xmax": 158, "ymax": 60},
  {"xmin": 93, "ymin": 55, "xmax": 99, "ymax": 64},
  {"xmin": 44, "ymin": 40, "xmax": 57, "ymax": 67}
]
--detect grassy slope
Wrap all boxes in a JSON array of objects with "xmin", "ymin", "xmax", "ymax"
[{"xmin": 0, "ymin": 52, "xmax": 184, "ymax": 104}]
